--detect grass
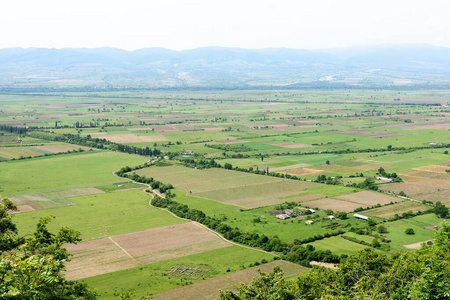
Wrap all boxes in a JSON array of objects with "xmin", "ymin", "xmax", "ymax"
[
  {"xmin": 173, "ymin": 191, "xmax": 367, "ymax": 243},
  {"xmin": 381, "ymin": 214, "xmax": 441, "ymax": 252},
  {"xmin": 0, "ymin": 151, "xmax": 148, "ymax": 196},
  {"xmin": 81, "ymin": 246, "xmax": 275, "ymax": 299},
  {"xmin": 96, "ymin": 182, "xmax": 143, "ymax": 192},
  {"xmin": 306, "ymin": 235, "xmax": 371, "ymax": 256},
  {"xmin": 14, "ymin": 189, "xmax": 186, "ymax": 240}
]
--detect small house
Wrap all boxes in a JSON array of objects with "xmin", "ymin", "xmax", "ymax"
[
  {"xmin": 307, "ymin": 209, "xmax": 316, "ymax": 214},
  {"xmin": 353, "ymin": 213, "xmax": 369, "ymax": 221},
  {"xmin": 276, "ymin": 214, "xmax": 290, "ymax": 220},
  {"xmin": 305, "ymin": 220, "xmax": 314, "ymax": 225},
  {"xmin": 327, "ymin": 215, "xmax": 335, "ymax": 220}
]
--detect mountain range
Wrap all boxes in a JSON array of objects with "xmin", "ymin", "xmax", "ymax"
[{"xmin": 1, "ymin": 44, "xmax": 450, "ymax": 90}]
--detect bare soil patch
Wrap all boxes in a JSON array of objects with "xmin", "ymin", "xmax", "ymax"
[
  {"xmin": 283, "ymin": 194, "xmax": 326, "ymax": 202},
  {"xmin": 378, "ymin": 179, "xmax": 449, "ymax": 196},
  {"xmin": 32, "ymin": 145, "xmax": 69, "ymax": 153},
  {"xmin": 424, "ymin": 225, "xmax": 439, "ymax": 230},
  {"xmin": 271, "ymin": 163, "xmax": 310, "ymax": 172},
  {"xmin": 152, "ymin": 261, "xmax": 308, "ymax": 300},
  {"xmin": 195, "ymin": 180, "xmax": 319, "ymax": 209},
  {"xmin": 112, "ymin": 223, "xmax": 223, "ymax": 257},
  {"xmin": 415, "ymin": 189, "xmax": 450, "ymax": 204},
  {"xmin": 272, "ymin": 143, "xmax": 312, "ymax": 148},
  {"xmin": 335, "ymin": 191, "xmax": 399, "ymax": 206},
  {"xmin": 364, "ymin": 201, "xmax": 430, "ymax": 219},
  {"xmin": 303, "ymin": 198, "xmax": 363, "ymax": 212},
  {"xmin": 404, "ymin": 240, "xmax": 432, "ymax": 249},
  {"xmin": 413, "ymin": 165, "xmax": 450, "ymax": 174},
  {"xmin": 283, "ymin": 167, "xmax": 324, "ymax": 176},
  {"xmin": 15, "ymin": 205, "xmax": 35, "ymax": 212},
  {"xmin": 64, "ymin": 238, "xmax": 136, "ymax": 280},
  {"xmin": 64, "ymin": 223, "xmax": 230, "ymax": 280},
  {"xmin": 9, "ymin": 195, "xmax": 46, "ymax": 209}
]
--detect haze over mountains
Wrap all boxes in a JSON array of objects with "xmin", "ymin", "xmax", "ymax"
[{"xmin": 1, "ymin": 44, "xmax": 450, "ymax": 90}]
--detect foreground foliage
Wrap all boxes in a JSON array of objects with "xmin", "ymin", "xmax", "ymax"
[
  {"xmin": 0, "ymin": 197, "xmax": 97, "ymax": 299},
  {"xmin": 220, "ymin": 222, "xmax": 450, "ymax": 300}
]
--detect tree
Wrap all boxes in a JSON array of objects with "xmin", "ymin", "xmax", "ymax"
[
  {"xmin": 337, "ymin": 211, "xmax": 348, "ymax": 219},
  {"xmin": 0, "ymin": 197, "xmax": 97, "ymax": 299},
  {"xmin": 405, "ymin": 228, "xmax": 415, "ymax": 235},
  {"xmin": 368, "ymin": 219, "xmax": 376, "ymax": 226},
  {"xmin": 434, "ymin": 201, "xmax": 449, "ymax": 218},
  {"xmin": 219, "ymin": 266, "xmax": 298, "ymax": 299},
  {"xmin": 0, "ymin": 198, "xmax": 21, "ymax": 251},
  {"xmin": 377, "ymin": 225, "xmax": 388, "ymax": 233},
  {"xmin": 325, "ymin": 160, "xmax": 330, "ymax": 165},
  {"xmin": 371, "ymin": 238, "xmax": 381, "ymax": 248}
]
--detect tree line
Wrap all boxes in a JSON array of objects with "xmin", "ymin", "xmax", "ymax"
[
  {"xmin": 0, "ymin": 124, "xmax": 27, "ymax": 135},
  {"xmin": 151, "ymin": 195, "xmax": 342, "ymax": 266}
]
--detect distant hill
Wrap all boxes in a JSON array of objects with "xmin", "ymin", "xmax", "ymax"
[{"xmin": 1, "ymin": 45, "xmax": 450, "ymax": 90}]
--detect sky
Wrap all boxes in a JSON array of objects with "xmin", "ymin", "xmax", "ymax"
[{"xmin": 1, "ymin": 0, "xmax": 449, "ymax": 51}]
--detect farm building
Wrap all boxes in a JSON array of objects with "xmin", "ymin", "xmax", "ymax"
[
  {"xmin": 305, "ymin": 220, "xmax": 314, "ymax": 225},
  {"xmin": 307, "ymin": 209, "xmax": 316, "ymax": 213},
  {"xmin": 353, "ymin": 213, "xmax": 369, "ymax": 221},
  {"xmin": 179, "ymin": 150, "xmax": 194, "ymax": 155},
  {"xmin": 276, "ymin": 214, "xmax": 290, "ymax": 220},
  {"xmin": 376, "ymin": 176, "xmax": 394, "ymax": 183},
  {"xmin": 284, "ymin": 209, "xmax": 295, "ymax": 216}
]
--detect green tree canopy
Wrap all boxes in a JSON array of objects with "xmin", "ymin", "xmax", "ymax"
[
  {"xmin": 219, "ymin": 222, "xmax": 450, "ymax": 300},
  {"xmin": 0, "ymin": 197, "xmax": 97, "ymax": 299}
]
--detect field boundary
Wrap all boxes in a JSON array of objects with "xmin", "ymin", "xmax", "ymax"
[{"xmin": 108, "ymin": 236, "xmax": 136, "ymax": 262}]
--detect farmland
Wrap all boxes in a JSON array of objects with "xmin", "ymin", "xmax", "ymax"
[{"xmin": 1, "ymin": 89, "xmax": 448, "ymax": 299}]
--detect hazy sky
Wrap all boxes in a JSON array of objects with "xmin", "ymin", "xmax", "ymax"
[{"xmin": 1, "ymin": 0, "xmax": 449, "ymax": 50}]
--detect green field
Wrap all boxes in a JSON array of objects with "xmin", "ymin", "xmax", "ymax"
[
  {"xmin": 382, "ymin": 214, "xmax": 441, "ymax": 252},
  {"xmin": 81, "ymin": 246, "xmax": 275, "ymax": 299},
  {"xmin": 306, "ymin": 235, "xmax": 371, "ymax": 256},
  {"xmin": 172, "ymin": 191, "xmax": 368, "ymax": 243},
  {"xmin": 0, "ymin": 151, "xmax": 148, "ymax": 196},
  {"xmin": 14, "ymin": 189, "xmax": 185, "ymax": 240}
]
